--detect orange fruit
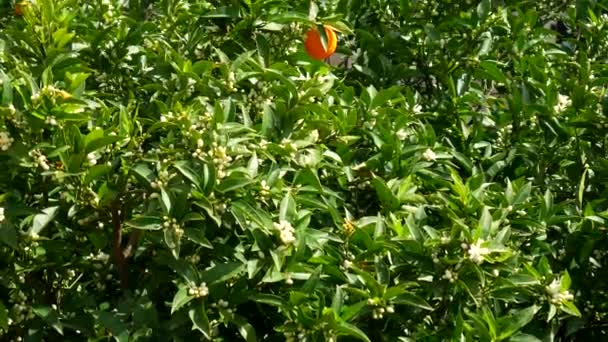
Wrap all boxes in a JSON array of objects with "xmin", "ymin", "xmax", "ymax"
[
  {"xmin": 304, "ymin": 25, "xmax": 337, "ymax": 60},
  {"xmin": 14, "ymin": 1, "xmax": 30, "ymax": 16}
]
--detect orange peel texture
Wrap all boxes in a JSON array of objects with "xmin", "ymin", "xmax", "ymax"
[{"xmin": 304, "ymin": 25, "xmax": 337, "ymax": 60}]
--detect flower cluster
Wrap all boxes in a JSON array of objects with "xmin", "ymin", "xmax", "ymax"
[
  {"xmin": 367, "ymin": 297, "xmax": 395, "ymax": 320},
  {"xmin": 0, "ymin": 207, "xmax": 5, "ymax": 222},
  {"xmin": 188, "ymin": 282, "xmax": 209, "ymax": 298},
  {"xmin": 45, "ymin": 116, "xmax": 58, "ymax": 126},
  {"xmin": 31, "ymin": 85, "xmax": 72, "ymax": 102},
  {"xmin": 274, "ymin": 220, "xmax": 295, "ymax": 245},
  {"xmin": 442, "ymin": 269, "xmax": 458, "ymax": 283},
  {"xmin": 280, "ymin": 138, "xmax": 298, "ymax": 158},
  {"xmin": 259, "ymin": 180, "xmax": 271, "ymax": 197},
  {"xmin": 209, "ymin": 142, "xmax": 232, "ymax": 179},
  {"xmin": 422, "ymin": 148, "xmax": 436, "ymax": 161},
  {"xmin": 87, "ymin": 152, "xmax": 98, "ymax": 166},
  {"xmin": 546, "ymin": 279, "xmax": 574, "ymax": 305},
  {"xmin": 162, "ymin": 216, "xmax": 184, "ymax": 238},
  {"xmin": 191, "ymin": 138, "xmax": 206, "ymax": 159},
  {"xmin": 553, "ymin": 94, "xmax": 571, "ymax": 113},
  {"xmin": 467, "ymin": 239, "xmax": 490, "ymax": 264},
  {"xmin": 342, "ymin": 219, "xmax": 356, "ymax": 236},
  {"xmin": 29, "ymin": 149, "xmax": 50, "ymax": 170},
  {"xmin": 0, "ymin": 131, "xmax": 14, "ymax": 151}
]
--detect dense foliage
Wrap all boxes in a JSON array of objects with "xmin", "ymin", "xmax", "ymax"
[{"xmin": 1, "ymin": 0, "xmax": 608, "ymax": 341}]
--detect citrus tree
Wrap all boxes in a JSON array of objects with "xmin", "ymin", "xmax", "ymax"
[{"xmin": 1, "ymin": 0, "xmax": 608, "ymax": 341}]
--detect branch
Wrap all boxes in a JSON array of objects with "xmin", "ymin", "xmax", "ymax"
[
  {"xmin": 111, "ymin": 204, "xmax": 128, "ymax": 289},
  {"xmin": 123, "ymin": 230, "xmax": 141, "ymax": 259}
]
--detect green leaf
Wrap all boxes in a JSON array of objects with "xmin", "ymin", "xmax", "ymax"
[
  {"xmin": 216, "ymin": 175, "xmax": 254, "ymax": 193},
  {"xmin": 161, "ymin": 187, "xmax": 172, "ymax": 214},
  {"xmin": 561, "ymin": 271, "xmax": 571, "ymax": 290},
  {"xmin": 97, "ymin": 311, "xmax": 129, "ymax": 342},
  {"xmin": 561, "ymin": 301, "xmax": 582, "ymax": 317},
  {"xmin": 184, "ymin": 226, "xmax": 213, "ymax": 249},
  {"xmin": 510, "ymin": 333, "xmax": 542, "ymax": 342},
  {"xmin": 372, "ymin": 176, "xmax": 399, "ymax": 210},
  {"xmin": 578, "ymin": 168, "xmax": 588, "ymax": 208},
  {"xmin": 0, "ymin": 301, "xmax": 7, "ymax": 331},
  {"xmin": 124, "ymin": 216, "xmax": 162, "ymax": 230},
  {"xmin": 200, "ymin": 262, "xmax": 243, "ymax": 285},
  {"xmin": 301, "ymin": 265, "xmax": 322, "ymax": 293},
  {"xmin": 84, "ymin": 164, "xmax": 112, "ymax": 184},
  {"xmin": 157, "ymin": 252, "xmax": 199, "ymax": 283},
  {"xmin": 30, "ymin": 206, "xmax": 59, "ymax": 235},
  {"xmin": 317, "ymin": 24, "xmax": 329, "ymax": 52},
  {"xmin": 261, "ymin": 101, "xmax": 275, "ymax": 136},
  {"xmin": 0, "ymin": 223, "xmax": 17, "ymax": 249},
  {"xmin": 201, "ymin": 6, "xmax": 240, "ymax": 18},
  {"xmin": 131, "ymin": 164, "xmax": 155, "ymax": 187},
  {"xmin": 477, "ymin": 0, "xmax": 491, "ymax": 21},
  {"xmin": 247, "ymin": 293, "xmax": 287, "ymax": 308},
  {"xmin": 232, "ymin": 315, "xmax": 257, "ymax": 342},
  {"xmin": 476, "ymin": 206, "xmax": 492, "ymax": 239},
  {"xmin": 247, "ymin": 152, "xmax": 259, "ymax": 178},
  {"xmin": 391, "ymin": 292, "xmax": 433, "ymax": 311},
  {"xmin": 479, "ymin": 60, "xmax": 507, "ymax": 83},
  {"xmin": 341, "ymin": 300, "xmax": 367, "ymax": 321},
  {"xmin": 513, "ymin": 182, "xmax": 532, "ymax": 206},
  {"xmin": 335, "ymin": 320, "xmax": 372, "ymax": 342},
  {"xmin": 0, "ymin": 71, "xmax": 12, "ymax": 105},
  {"xmin": 174, "ymin": 161, "xmax": 202, "ymax": 189},
  {"xmin": 189, "ymin": 303, "xmax": 211, "ymax": 340},
  {"xmin": 279, "ymin": 192, "xmax": 296, "ymax": 222},
  {"xmin": 171, "ymin": 287, "xmax": 193, "ymax": 314},
  {"xmin": 497, "ymin": 305, "xmax": 540, "ymax": 340},
  {"xmin": 32, "ymin": 305, "xmax": 63, "ymax": 335}
]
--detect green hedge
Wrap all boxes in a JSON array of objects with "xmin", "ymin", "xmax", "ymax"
[{"xmin": 1, "ymin": 0, "xmax": 608, "ymax": 341}]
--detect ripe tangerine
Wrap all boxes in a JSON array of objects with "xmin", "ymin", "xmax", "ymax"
[
  {"xmin": 304, "ymin": 25, "xmax": 337, "ymax": 60},
  {"xmin": 15, "ymin": 1, "xmax": 30, "ymax": 16}
]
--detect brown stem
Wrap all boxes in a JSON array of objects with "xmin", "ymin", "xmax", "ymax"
[
  {"xmin": 123, "ymin": 230, "xmax": 141, "ymax": 259},
  {"xmin": 111, "ymin": 204, "xmax": 128, "ymax": 289}
]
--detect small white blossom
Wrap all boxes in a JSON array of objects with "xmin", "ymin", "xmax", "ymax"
[
  {"xmin": 0, "ymin": 207, "xmax": 5, "ymax": 222},
  {"xmin": 412, "ymin": 104, "xmax": 422, "ymax": 114},
  {"xmin": 546, "ymin": 279, "xmax": 574, "ymax": 305},
  {"xmin": 422, "ymin": 148, "xmax": 436, "ymax": 161},
  {"xmin": 553, "ymin": 94, "xmax": 571, "ymax": 113},
  {"xmin": 442, "ymin": 269, "xmax": 455, "ymax": 282},
  {"xmin": 45, "ymin": 116, "xmax": 57, "ymax": 126},
  {"xmin": 37, "ymin": 155, "xmax": 50, "ymax": 170},
  {"xmin": 274, "ymin": 220, "xmax": 296, "ymax": 245},
  {"xmin": 0, "ymin": 131, "xmax": 14, "ymax": 151},
  {"xmin": 468, "ymin": 239, "xmax": 490, "ymax": 264},
  {"xmin": 87, "ymin": 153, "xmax": 97, "ymax": 166},
  {"xmin": 396, "ymin": 128, "xmax": 408, "ymax": 141},
  {"xmin": 189, "ymin": 283, "xmax": 209, "ymax": 298}
]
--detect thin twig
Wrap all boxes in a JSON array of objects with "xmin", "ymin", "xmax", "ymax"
[
  {"xmin": 123, "ymin": 231, "xmax": 142, "ymax": 259},
  {"xmin": 111, "ymin": 204, "xmax": 128, "ymax": 289}
]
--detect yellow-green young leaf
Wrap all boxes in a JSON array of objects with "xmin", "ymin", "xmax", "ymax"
[
  {"xmin": 578, "ymin": 168, "xmax": 588, "ymax": 208},
  {"xmin": 561, "ymin": 301, "xmax": 582, "ymax": 317}
]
